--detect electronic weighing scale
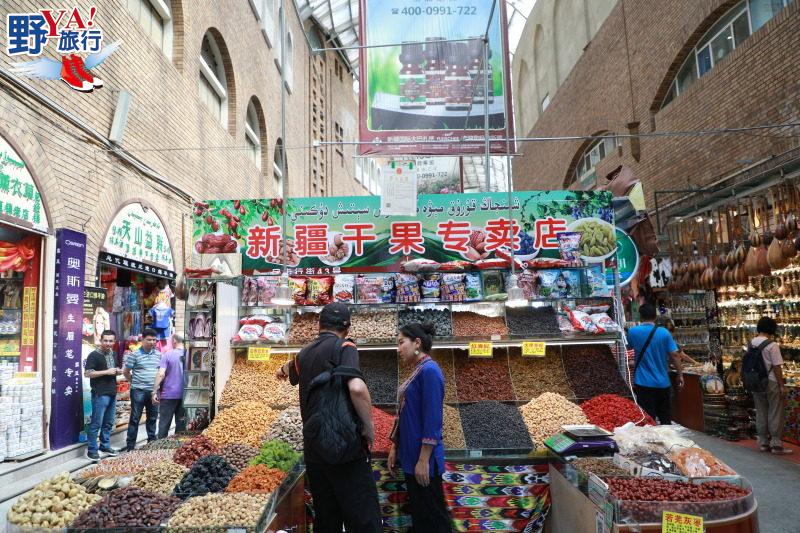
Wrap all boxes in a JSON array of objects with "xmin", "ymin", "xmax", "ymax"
[{"xmin": 543, "ymin": 424, "xmax": 619, "ymax": 457}]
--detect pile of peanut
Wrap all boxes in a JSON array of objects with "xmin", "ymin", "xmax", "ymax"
[
  {"xmin": 204, "ymin": 401, "xmax": 277, "ymax": 448},
  {"xmin": 166, "ymin": 493, "xmax": 269, "ymax": 529},
  {"xmin": 220, "ymin": 358, "xmax": 298, "ymax": 408},
  {"xmin": 519, "ymin": 392, "xmax": 588, "ymax": 445},
  {"xmin": 508, "ymin": 347, "xmax": 574, "ymax": 401},
  {"xmin": 288, "ymin": 312, "xmax": 320, "ymax": 344}
]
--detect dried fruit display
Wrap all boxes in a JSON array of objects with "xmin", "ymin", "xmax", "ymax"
[
  {"xmin": 507, "ymin": 347, "xmax": 574, "ymax": 400},
  {"xmin": 220, "ymin": 358, "xmax": 298, "ymax": 408},
  {"xmin": 451, "ymin": 311, "xmax": 508, "ymax": 338},
  {"xmin": 562, "ymin": 344, "xmax": 630, "ymax": 398},
  {"xmin": 454, "ymin": 351, "xmax": 515, "ymax": 402},
  {"xmin": 172, "ymin": 435, "xmax": 219, "ymax": 468},
  {"xmin": 519, "ymin": 392, "xmax": 588, "ymax": 445},
  {"xmin": 130, "ymin": 461, "xmax": 189, "ymax": 495},
  {"xmin": 580, "ymin": 394, "xmax": 655, "ymax": 431},
  {"xmin": 360, "ymin": 351, "xmax": 399, "ymax": 405},
  {"xmin": 172, "ymin": 455, "xmax": 236, "ymax": 499},
  {"xmin": 443, "ymin": 405, "xmax": 466, "ymax": 449},
  {"xmin": 167, "ymin": 493, "xmax": 269, "ymax": 529},
  {"xmin": 459, "ymin": 401, "xmax": 533, "ymax": 450},
  {"xmin": 226, "ymin": 464, "xmax": 287, "ymax": 494},
  {"xmin": 70, "ymin": 487, "xmax": 181, "ymax": 529},
  {"xmin": 204, "ymin": 401, "xmax": 277, "ymax": 448},
  {"xmin": 264, "ymin": 406, "xmax": 304, "ymax": 451}
]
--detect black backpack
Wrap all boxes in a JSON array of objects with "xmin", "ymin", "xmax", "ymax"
[
  {"xmin": 741, "ymin": 339, "xmax": 772, "ymax": 393},
  {"xmin": 302, "ymin": 338, "xmax": 366, "ymax": 465}
]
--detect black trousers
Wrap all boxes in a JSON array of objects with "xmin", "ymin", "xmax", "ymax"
[
  {"xmin": 306, "ymin": 458, "xmax": 382, "ymax": 533},
  {"xmin": 405, "ymin": 466, "xmax": 452, "ymax": 533},
  {"xmin": 157, "ymin": 398, "xmax": 186, "ymax": 439},
  {"xmin": 635, "ymin": 385, "xmax": 672, "ymax": 425}
]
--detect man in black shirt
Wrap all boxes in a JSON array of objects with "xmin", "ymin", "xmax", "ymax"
[
  {"xmin": 84, "ymin": 329, "xmax": 123, "ymax": 460},
  {"xmin": 275, "ymin": 303, "xmax": 381, "ymax": 533}
]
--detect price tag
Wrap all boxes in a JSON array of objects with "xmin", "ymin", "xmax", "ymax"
[
  {"xmin": 14, "ymin": 372, "xmax": 37, "ymax": 379},
  {"xmin": 247, "ymin": 347, "xmax": 271, "ymax": 362},
  {"xmin": 662, "ymin": 511, "xmax": 703, "ymax": 533},
  {"xmin": 522, "ymin": 341, "xmax": 546, "ymax": 357},
  {"xmin": 468, "ymin": 341, "xmax": 493, "ymax": 357}
]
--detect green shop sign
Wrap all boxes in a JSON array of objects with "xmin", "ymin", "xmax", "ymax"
[
  {"xmin": 605, "ymin": 228, "xmax": 639, "ymax": 287},
  {"xmin": 103, "ymin": 203, "xmax": 174, "ymax": 270},
  {"xmin": 191, "ymin": 191, "xmax": 615, "ymax": 274},
  {"xmin": 0, "ymin": 136, "xmax": 48, "ymax": 231}
]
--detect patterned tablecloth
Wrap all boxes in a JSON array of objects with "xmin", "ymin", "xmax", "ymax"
[{"xmin": 372, "ymin": 460, "xmax": 551, "ymax": 533}]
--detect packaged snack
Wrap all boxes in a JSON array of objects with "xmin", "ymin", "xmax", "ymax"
[
  {"xmin": 558, "ymin": 232, "xmax": 583, "ymax": 262},
  {"xmin": 482, "ymin": 271, "xmax": 505, "ymax": 297},
  {"xmin": 440, "ymin": 260, "xmax": 472, "ymax": 271},
  {"xmin": 257, "ymin": 276, "xmax": 279, "ymax": 306},
  {"xmin": 587, "ymin": 266, "xmax": 611, "ymax": 297},
  {"xmin": 396, "ymin": 274, "xmax": 421, "ymax": 303},
  {"xmin": 242, "ymin": 277, "xmax": 258, "ymax": 307},
  {"xmin": 241, "ymin": 314, "xmax": 273, "ymax": 327},
  {"xmin": 557, "ymin": 314, "xmax": 576, "ymax": 333},
  {"xmin": 401, "ymin": 258, "xmax": 441, "ymax": 272},
  {"xmin": 306, "ymin": 276, "xmax": 334, "ymax": 305},
  {"xmin": 231, "ymin": 324, "xmax": 264, "ymax": 343},
  {"xmin": 559, "ymin": 270, "xmax": 582, "ymax": 298},
  {"xmin": 465, "ymin": 273, "xmax": 482, "ymax": 301},
  {"xmin": 525, "ymin": 257, "xmax": 569, "ymax": 269},
  {"xmin": 289, "ymin": 277, "xmax": 307, "ymax": 305},
  {"xmin": 441, "ymin": 274, "xmax": 466, "ymax": 302},
  {"xmin": 261, "ymin": 323, "xmax": 287, "ymax": 343},
  {"xmin": 475, "ymin": 258, "xmax": 509, "ymax": 270},
  {"xmin": 517, "ymin": 271, "xmax": 538, "ymax": 299},
  {"xmin": 333, "ymin": 274, "xmax": 356, "ymax": 303},
  {"xmin": 567, "ymin": 308, "xmax": 600, "ymax": 334},
  {"xmin": 421, "ymin": 274, "xmax": 442, "ymax": 302},
  {"xmin": 380, "ymin": 275, "xmax": 397, "ymax": 303},
  {"xmin": 537, "ymin": 270, "xmax": 559, "ymax": 298},
  {"xmin": 356, "ymin": 276, "xmax": 383, "ymax": 304},
  {"xmin": 590, "ymin": 313, "xmax": 620, "ymax": 332}
]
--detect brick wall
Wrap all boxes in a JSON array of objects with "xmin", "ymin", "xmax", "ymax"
[
  {"xmin": 512, "ymin": 0, "xmax": 800, "ymax": 208},
  {"xmin": 0, "ymin": 0, "xmax": 365, "ymax": 284}
]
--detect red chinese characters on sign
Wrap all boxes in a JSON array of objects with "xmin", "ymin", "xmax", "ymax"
[
  {"xmin": 534, "ymin": 217, "xmax": 568, "ymax": 249},
  {"xmin": 483, "ymin": 218, "xmax": 520, "ymax": 252},
  {"xmin": 295, "ymin": 224, "xmax": 329, "ymax": 257},
  {"xmin": 389, "ymin": 221, "xmax": 425, "ymax": 255},
  {"xmin": 246, "ymin": 225, "xmax": 281, "ymax": 259},
  {"xmin": 436, "ymin": 220, "xmax": 471, "ymax": 253},
  {"xmin": 342, "ymin": 223, "xmax": 377, "ymax": 256}
]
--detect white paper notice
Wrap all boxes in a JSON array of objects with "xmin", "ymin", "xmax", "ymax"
[{"xmin": 380, "ymin": 161, "xmax": 417, "ymax": 216}]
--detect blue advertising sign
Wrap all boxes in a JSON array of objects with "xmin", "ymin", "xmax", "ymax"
[{"xmin": 49, "ymin": 228, "xmax": 86, "ymax": 449}]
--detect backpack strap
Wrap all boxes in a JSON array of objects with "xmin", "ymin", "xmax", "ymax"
[
  {"xmin": 633, "ymin": 325, "xmax": 660, "ymax": 377},
  {"xmin": 753, "ymin": 339, "xmax": 775, "ymax": 375}
]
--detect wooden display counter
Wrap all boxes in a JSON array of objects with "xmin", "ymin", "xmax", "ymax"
[
  {"xmin": 546, "ymin": 465, "xmax": 759, "ymax": 533},
  {"xmin": 671, "ymin": 371, "xmax": 705, "ymax": 431}
]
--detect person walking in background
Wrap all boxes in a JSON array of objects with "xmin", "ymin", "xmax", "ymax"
[
  {"xmin": 124, "ymin": 329, "xmax": 161, "ymax": 451},
  {"xmin": 626, "ymin": 302, "xmax": 684, "ymax": 424},
  {"xmin": 389, "ymin": 322, "xmax": 451, "ymax": 533},
  {"xmin": 274, "ymin": 303, "xmax": 381, "ymax": 533},
  {"xmin": 84, "ymin": 329, "xmax": 122, "ymax": 461},
  {"xmin": 153, "ymin": 333, "xmax": 187, "ymax": 439},
  {"xmin": 749, "ymin": 317, "xmax": 792, "ymax": 455}
]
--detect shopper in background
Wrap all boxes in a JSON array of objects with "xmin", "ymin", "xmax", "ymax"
[
  {"xmin": 749, "ymin": 317, "xmax": 792, "ymax": 454},
  {"xmin": 389, "ymin": 322, "xmax": 450, "ymax": 533},
  {"xmin": 627, "ymin": 302, "xmax": 683, "ymax": 424},
  {"xmin": 274, "ymin": 302, "xmax": 381, "ymax": 533},
  {"xmin": 153, "ymin": 333, "xmax": 187, "ymax": 439},
  {"xmin": 84, "ymin": 329, "xmax": 122, "ymax": 461},
  {"xmin": 124, "ymin": 329, "xmax": 161, "ymax": 451}
]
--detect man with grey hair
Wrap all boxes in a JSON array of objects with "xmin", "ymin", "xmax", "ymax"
[{"xmin": 153, "ymin": 334, "xmax": 187, "ymax": 439}]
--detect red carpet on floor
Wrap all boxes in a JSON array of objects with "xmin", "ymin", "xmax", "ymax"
[{"xmin": 729, "ymin": 439, "xmax": 800, "ymax": 465}]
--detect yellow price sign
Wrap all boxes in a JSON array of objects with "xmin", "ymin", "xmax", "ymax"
[
  {"xmin": 248, "ymin": 347, "xmax": 271, "ymax": 362},
  {"xmin": 662, "ymin": 511, "xmax": 703, "ymax": 533},
  {"xmin": 522, "ymin": 342, "xmax": 546, "ymax": 357},
  {"xmin": 468, "ymin": 342, "xmax": 493, "ymax": 358},
  {"xmin": 14, "ymin": 372, "xmax": 38, "ymax": 379}
]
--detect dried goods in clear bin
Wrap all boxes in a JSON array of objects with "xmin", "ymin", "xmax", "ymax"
[
  {"xmin": 443, "ymin": 404, "xmax": 466, "ymax": 449},
  {"xmin": 360, "ymin": 351, "xmax": 399, "ymax": 405},
  {"xmin": 507, "ymin": 347, "xmax": 574, "ymax": 400},
  {"xmin": 519, "ymin": 392, "xmax": 588, "ymax": 445},
  {"xmin": 451, "ymin": 311, "xmax": 508, "ymax": 338},
  {"xmin": 562, "ymin": 344, "xmax": 630, "ymax": 398},
  {"xmin": 506, "ymin": 306, "xmax": 561, "ymax": 336},
  {"xmin": 454, "ymin": 351, "xmax": 515, "ymax": 402},
  {"xmin": 398, "ymin": 308, "xmax": 452, "ymax": 337},
  {"xmin": 349, "ymin": 309, "xmax": 398, "ymax": 340},
  {"xmin": 459, "ymin": 401, "xmax": 533, "ymax": 450},
  {"xmin": 399, "ymin": 350, "xmax": 457, "ymax": 403},
  {"xmin": 288, "ymin": 312, "xmax": 320, "ymax": 344}
]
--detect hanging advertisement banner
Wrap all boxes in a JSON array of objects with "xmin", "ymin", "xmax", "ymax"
[
  {"xmin": 380, "ymin": 161, "xmax": 417, "ymax": 216},
  {"xmin": 49, "ymin": 228, "xmax": 87, "ymax": 450},
  {"xmin": 358, "ymin": 0, "xmax": 514, "ymax": 156},
  {"xmin": 191, "ymin": 191, "xmax": 614, "ymax": 274}
]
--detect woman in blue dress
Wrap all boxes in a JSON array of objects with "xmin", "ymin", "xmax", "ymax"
[{"xmin": 388, "ymin": 322, "xmax": 451, "ymax": 532}]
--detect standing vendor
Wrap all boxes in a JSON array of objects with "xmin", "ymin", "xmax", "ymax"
[{"xmin": 389, "ymin": 322, "xmax": 451, "ymax": 532}]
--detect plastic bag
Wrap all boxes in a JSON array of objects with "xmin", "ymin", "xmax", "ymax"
[
  {"xmin": 289, "ymin": 277, "xmax": 307, "ymax": 305},
  {"xmin": 258, "ymin": 276, "xmax": 279, "ymax": 306},
  {"xmin": 558, "ymin": 232, "xmax": 582, "ymax": 262},
  {"xmin": 567, "ymin": 308, "xmax": 600, "ymax": 334},
  {"xmin": 396, "ymin": 274, "xmax": 421, "ymax": 303},
  {"xmin": 482, "ymin": 271, "xmax": 505, "ymax": 297},
  {"xmin": 356, "ymin": 276, "xmax": 383, "ymax": 304},
  {"xmin": 590, "ymin": 313, "xmax": 620, "ymax": 332},
  {"xmin": 232, "ymin": 324, "xmax": 263, "ymax": 343},
  {"xmin": 421, "ymin": 274, "xmax": 441, "ymax": 302},
  {"xmin": 465, "ymin": 273, "xmax": 482, "ymax": 301},
  {"xmin": 333, "ymin": 274, "xmax": 355, "ymax": 303},
  {"xmin": 261, "ymin": 323, "xmax": 287, "ymax": 343},
  {"xmin": 380, "ymin": 275, "xmax": 397, "ymax": 303},
  {"xmin": 612, "ymin": 422, "xmax": 697, "ymax": 455},
  {"xmin": 401, "ymin": 258, "xmax": 441, "ymax": 272},
  {"xmin": 441, "ymin": 274, "xmax": 466, "ymax": 302},
  {"xmin": 671, "ymin": 448, "xmax": 735, "ymax": 477},
  {"xmin": 306, "ymin": 277, "xmax": 334, "ymax": 305},
  {"xmin": 538, "ymin": 270, "xmax": 559, "ymax": 298},
  {"xmin": 587, "ymin": 266, "xmax": 611, "ymax": 297}
]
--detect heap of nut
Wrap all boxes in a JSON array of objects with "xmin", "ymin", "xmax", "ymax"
[
  {"xmin": 204, "ymin": 401, "xmax": 277, "ymax": 448},
  {"xmin": 220, "ymin": 358, "xmax": 298, "ymax": 408},
  {"xmin": 131, "ymin": 461, "xmax": 189, "ymax": 495},
  {"xmin": 166, "ymin": 493, "xmax": 270, "ymax": 528},
  {"xmin": 264, "ymin": 406, "xmax": 304, "ymax": 451},
  {"xmin": 6, "ymin": 473, "xmax": 102, "ymax": 528}
]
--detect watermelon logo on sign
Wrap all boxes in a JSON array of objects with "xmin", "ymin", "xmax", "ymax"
[{"xmin": 5, "ymin": 6, "xmax": 121, "ymax": 93}]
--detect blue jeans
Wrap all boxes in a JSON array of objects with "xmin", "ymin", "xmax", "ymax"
[
  {"xmin": 126, "ymin": 388, "xmax": 158, "ymax": 450},
  {"xmin": 87, "ymin": 393, "xmax": 116, "ymax": 454}
]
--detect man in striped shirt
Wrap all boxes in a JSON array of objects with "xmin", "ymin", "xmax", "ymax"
[{"xmin": 124, "ymin": 329, "xmax": 161, "ymax": 451}]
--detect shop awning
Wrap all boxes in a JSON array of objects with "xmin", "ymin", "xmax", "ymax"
[{"xmin": 99, "ymin": 252, "xmax": 176, "ymax": 281}]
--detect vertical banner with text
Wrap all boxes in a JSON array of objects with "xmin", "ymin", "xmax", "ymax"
[
  {"xmin": 49, "ymin": 229, "xmax": 86, "ymax": 449},
  {"xmin": 359, "ymin": 0, "xmax": 514, "ymax": 155}
]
